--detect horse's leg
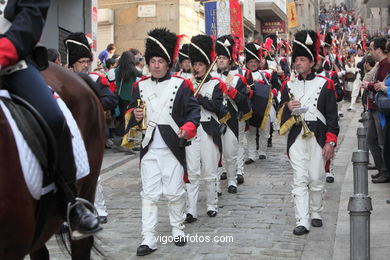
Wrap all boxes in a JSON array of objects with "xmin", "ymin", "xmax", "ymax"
[
  {"xmin": 29, "ymin": 246, "xmax": 49, "ymax": 260},
  {"xmin": 70, "ymin": 236, "xmax": 93, "ymax": 260}
]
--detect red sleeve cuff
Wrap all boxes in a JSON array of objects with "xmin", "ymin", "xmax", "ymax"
[
  {"xmin": 326, "ymin": 132, "xmax": 338, "ymax": 145},
  {"xmin": 181, "ymin": 121, "xmax": 197, "ymax": 139},
  {"xmin": 248, "ymin": 90, "xmax": 254, "ymax": 99},
  {"xmin": 227, "ymin": 87, "xmax": 238, "ymax": 99},
  {"xmin": 0, "ymin": 37, "xmax": 19, "ymax": 68}
]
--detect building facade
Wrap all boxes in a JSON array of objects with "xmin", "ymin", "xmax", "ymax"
[
  {"xmin": 255, "ymin": 0, "xmax": 288, "ymax": 40},
  {"xmin": 41, "ymin": 0, "xmax": 95, "ymax": 65},
  {"xmin": 98, "ymin": 0, "xmax": 206, "ymax": 54}
]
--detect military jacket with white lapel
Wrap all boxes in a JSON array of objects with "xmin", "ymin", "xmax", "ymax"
[
  {"xmin": 128, "ymin": 74, "xmax": 200, "ymax": 172},
  {"xmin": 195, "ymin": 75, "xmax": 225, "ymax": 152},
  {"xmin": 210, "ymin": 69, "xmax": 251, "ymax": 138},
  {"xmin": 316, "ymin": 68, "xmax": 344, "ymax": 102},
  {"xmin": 278, "ymin": 72, "xmax": 339, "ymax": 154}
]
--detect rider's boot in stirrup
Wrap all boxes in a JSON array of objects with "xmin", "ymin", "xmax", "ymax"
[{"xmin": 56, "ymin": 123, "xmax": 101, "ymax": 239}]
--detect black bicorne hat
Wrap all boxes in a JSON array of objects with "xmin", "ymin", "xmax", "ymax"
[
  {"xmin": 64, "ymin": 32, "xmax": 92, "ymax": 67},
  {"xmin": 324, "ymin": 32, "xmax": 333, "ymax": 47},
  {"xmin": 179, "ymin": 44, "xmax": 190, "ymax": 63},
  {"xmin": 244, "ymin": 42, "xmax": 262, "ymax": 63},
  {"xmin": 215, "ymin": 35, "xmax": 235, "ymax": 61},
  {"xmin": 292, "ymin": 30, "xmax": 319, "ymax": 62}
]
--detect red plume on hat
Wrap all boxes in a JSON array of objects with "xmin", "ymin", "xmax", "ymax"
[
  {"xmin": 172, "ymin": 34, "xmax": 186, "ymax": 63},
  {"xmin": 264, "ymin": 37, "xmax": 273, "ymax": 52}
]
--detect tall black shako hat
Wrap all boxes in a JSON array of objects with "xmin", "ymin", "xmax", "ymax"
[
  {"xmin": 144, "ymin": 28, "xmax": 179, "ymax": 68},
  {"xmin": 64, "ymin": 32, "xmax": 92, "ymax": 67},
  {"xmin": 244, "ymin": 42, "xmax": 262, "ymax": 63},
  {"xmin": 189, "ymin": 34, "xmax": 214, "ymax": 65},
  {"xmin": 215, "ymin": 34, "xmax": 235, "ymax": 61},
  {"xmin": 292, "ymin": 30, "xmax": 319, "ymax": 63},
  {"xmin": 179, "ymin": 44, "xmax": 190, "ymax": 63}
]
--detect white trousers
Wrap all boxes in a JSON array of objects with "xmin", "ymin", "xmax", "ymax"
[
  {"xmin": 94, "ymin": 177, "xmax": 108, "ymax": 217},
  {"xmin": 246, "ymin": 117, "xmax": 270, "ymax": 160},
  {"xmin": 236, "ymin": 121, "xmax": 246, "ymax": 175},
  {"xmin": 350, "ymin": 77, "xmax": 361, "ymax": 109},
  {"xmin": 186, "ymin": 124, "xmax": 219, "ymax": 217},
  {"xmin": 289, "ymin": 134, "xmax": 325, "ymax": 230},
  {"xmin": 140, "ymin": 147, "xmax": 186, "ymax": 249},
  {"xmin": 221, "ymin": 126, "xmax": 238, "ymax": 187}
]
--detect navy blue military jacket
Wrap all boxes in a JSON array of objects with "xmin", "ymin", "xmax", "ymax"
[{"xmin": 1, "ymin": 0, "xmax": 50, "ymax": 61}]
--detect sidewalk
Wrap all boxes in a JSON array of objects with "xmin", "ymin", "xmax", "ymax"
[
  {"xmin": 101, "ymin": 147, "xmax": 137, "ymax": 174},
  {"xmin": 333, "ymin": 111, "xmax": 390, "ymax": 260}
]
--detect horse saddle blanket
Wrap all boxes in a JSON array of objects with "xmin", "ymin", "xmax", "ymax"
[{"xmin": 0, "ymin": 89, "xmax": 89, "ymax": 199}]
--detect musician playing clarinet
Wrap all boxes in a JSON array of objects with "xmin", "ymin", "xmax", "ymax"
[
  {"xmin": 185, "ymin": 34, "xmax": 225, "ymax": 223},
  {"xmin": 277, "ymin": 30, "xmax": 339, "ymax": 236}
]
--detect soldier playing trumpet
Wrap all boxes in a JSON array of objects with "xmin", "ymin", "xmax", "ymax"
[
  {"xmin": 277, "ymin": 30, "xmax": 339, "ymax": 236},
  {"xmin": 127, "ymin": 28, "xmax": 201, "ymax": 256}
]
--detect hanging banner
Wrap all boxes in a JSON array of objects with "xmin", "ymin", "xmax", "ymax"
[
  {"xmin": 205, "ymin": 1, "xmax": 217, "ymax": 36},
  {"xmin": 217, "ymin": 0, "xmax": 231, "ymax": 37},
  {"xmin": 204, "ymin": 0, "xmax": 244, "ymax": 50},
  {"xmin": 230, "ymin": 0, "xmax": 244, "ymax": 51},
  {"xmin": 261, "ymin": 20, "xmax": 286, "ymax": 34},
  {"xmin": 288, "ymin": 2, "xmax": 298, "ymax": 29}
]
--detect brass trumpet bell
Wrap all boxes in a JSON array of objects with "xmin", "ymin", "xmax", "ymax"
[
  {"xmin": 300, "ymin": 118, "xmax": 315, "ymax": 139},
  {"xmin": 133, "ymin": 99, "xmax": 147, "ymax": 131}
]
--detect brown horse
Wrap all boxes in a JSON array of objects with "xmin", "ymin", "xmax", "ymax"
[{"xmin": 0, "ymin": 62, "xmax": 106, "ymax": 260}]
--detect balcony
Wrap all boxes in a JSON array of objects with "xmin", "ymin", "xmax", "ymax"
[{"xmin": 255, "ymin": 0, "xmax": 287, "ymax": 21}]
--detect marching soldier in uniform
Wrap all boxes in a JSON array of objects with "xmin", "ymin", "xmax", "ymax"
[
  {"xmin": 211, "ymin": 35, "xmax": 252, "ymax": 192},
  {"xmin": 176, "ymin": 44, "xmax": 191, "ymax": 79},
  {"xmin": 244, "ymin": 42, "xmax": 275, "ymax": 164},
  {"xmin": 278, "ymin": 30, "xmax": 339, "ymax": 235},
  {"xmin": 322, "ymin": 32, "xmax": 346, "ymax": 118},
  {"xmin": 126, "ymin": 28, "xmax": 201, "ymax": 256},
  {"xmin": 185, "ymin": 34, "xmax": 224, "ymax": 223},
  {"xmin": 264, "ymin": 34, "xmax": 278, "ymax": 71},
  {"xmin": 277, "ymin": 40, "xmax": 291, "ymax": 79},
  {"xmin": 315, "ymin": 47, "xmax": 345, "ymax": 183}
]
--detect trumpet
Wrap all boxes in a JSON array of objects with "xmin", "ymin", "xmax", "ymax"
[
  {"xmin": 287, "ymin": 90, "xmax": 314, "ymax": 139},
  {"xmin": 133, "ymin": 99, "xmax": 147, "ymax": 131}
]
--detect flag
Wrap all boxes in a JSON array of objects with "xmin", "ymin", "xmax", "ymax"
[
  {"xmin": 288, "ymin": 2, "xmax": 298, "ymax": 29},
  {"xmin": 204, "ymin": 0, "xmax": 244, "ymax": 50}
]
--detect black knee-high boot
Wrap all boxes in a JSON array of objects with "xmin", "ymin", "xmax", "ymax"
[{"xmin": 56, "ymin": 123, "xmax": 100, "ymax": 234}]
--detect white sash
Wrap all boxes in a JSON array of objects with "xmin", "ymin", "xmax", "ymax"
[{"xmin": 140, "ymin": 77, "xmax": 182, "ymax": 148}]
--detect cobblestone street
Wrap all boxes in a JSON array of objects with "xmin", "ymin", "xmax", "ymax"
[{"xmin": 46, "ymin": 107, "xmax": 358, "ymax": 260}]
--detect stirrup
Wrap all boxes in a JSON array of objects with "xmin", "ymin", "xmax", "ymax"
[{"xmin": 66, "ymin": 197, "xmax": 102, "ymax": 240}]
